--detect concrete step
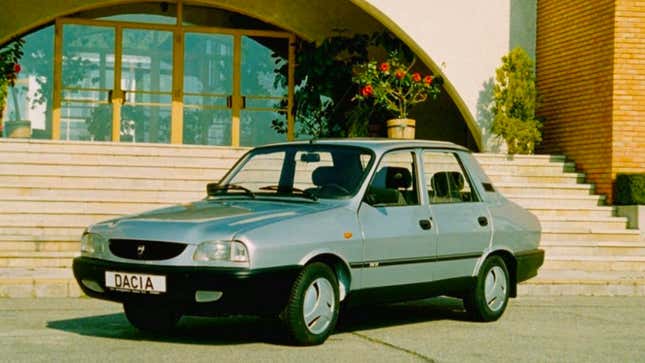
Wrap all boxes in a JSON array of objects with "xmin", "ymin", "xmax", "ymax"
[
  {"xmin": 0, "ymin": 176, "xmax": 208, "ymax": 191},
  {"xmin": 0, "ymin": 187, "xmax": 203, "ymax": 203},
  {"xmin": 0, "ymin": 235, "xmax": 80, "ymax": 252},
  {"xmin": 0, "ymin": 200, "xmax": 167, "ymax": 214},
  {"xmin": 528, "ymin": 206, "xmax": 615, "ymax": 219},
  {"xmin": 0, "ymin": 226, "xmax": 86, "ymax": 237},
  {"xmin": 0, "ymin": 251, "xmax": 76, "ymax": 268},
  {"xmin": 542, "ymin": 255, "xmax": 645, "ymax": 272},
  {"xmin": 0, "ymin": 139, "xmax": 247, "ymax": 158},
  {"xmin": 519, "ymin": 269, "xmax": 645, "ymax": 296},
  {"xmin": 538, "ymin": 216, "xmax": 628, "ymax": 230},
  {"xmin": 544, "ymin": 243, "xmax": 645, "ymax": 257},
  {"xmin": 475, "ymin": 153, "xmax": 566, "ymax": 164},
  {"xmin": 0, "ymin": 213, "xmax": 119, "ymax": 227},
  {"xmin": 507, "ymin": 195, "xmax": 605, "ymax": 209},
  {"xmin": 0, "ymin": 163, "xmax": 227, "ymax": 180},
  {"xmin": 494, "ymin": 183, "xmax": 594, "ymax": 197},
  {"xmin": 0, "ymin": 267, "xmax": 82, "ymax": 298},
  {"xmin": 487, "ymin": 174, "xmax": 585, "ymax": 184},
  {"xmin": 542, "ymin": 229, "xmax": 641, "ymax": 243}
]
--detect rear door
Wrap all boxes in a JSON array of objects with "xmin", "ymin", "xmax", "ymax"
[{"xmin": 421, "ymin": 150, "xmax": 492, "ymax": 280}]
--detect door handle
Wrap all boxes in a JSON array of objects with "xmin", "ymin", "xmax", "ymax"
[
  {"xmin": 419, "ymin": 219, "xmax": 432, "ymax": 230},
  {"xmin": 478, "ymin": 216, "xmax": 488, "ymax": 227}
]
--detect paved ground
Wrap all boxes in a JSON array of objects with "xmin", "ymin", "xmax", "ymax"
[{"xmin": 0, "ymin": 296, "xmax": 643, "ymax": 362}]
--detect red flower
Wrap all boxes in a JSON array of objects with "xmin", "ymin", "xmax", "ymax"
[
  {"xmin": 13, "ymin": 63, "xmax": 21, "ymax": 74},
  {"xmin": 379, "ymin": 62, "xmax": 390, "ymax": 72},
  {"xmin": 412, "ymin": 72, "xmax": 421, "ymax": 82},
  {"xmin": 395, "ymin": 69, "xmax": 406, "ymax": 80},
  {"xmin": 361, "ymin": 84, "xmax": 373, "ymax": 97},
  {"xmin": 423, "ymin": 75, "xmax": 433, "ymax": 85}
]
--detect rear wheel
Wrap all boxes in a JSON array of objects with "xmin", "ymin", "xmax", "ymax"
[
  {"xmin": 282, "ymin": 262, "xmax": 340, "ymax": 346},
  {"xmin": 123, "ymin": 302, "xmax": 181, "ymax": 333},
  {"xmin": 464, "ymin": 256, "xmax": 510, "ymax": 322}
]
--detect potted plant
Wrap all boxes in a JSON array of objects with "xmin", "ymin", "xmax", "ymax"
[
  {"xmin": 0, "ymin": 38, "xmax": 29, "ymax": 138},
  {"xmin": 353, "ymin": 52, "xmax": 442, "ymax": 139}
]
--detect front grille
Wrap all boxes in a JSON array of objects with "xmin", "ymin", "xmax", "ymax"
[{"xmin": 109, "ymin": 239, "xmax": 187, "ymax": 261}]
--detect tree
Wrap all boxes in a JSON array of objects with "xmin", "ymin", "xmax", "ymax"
[{"xmin": 491, "ymin": 47, "xmax": 542, "ymax": 154}]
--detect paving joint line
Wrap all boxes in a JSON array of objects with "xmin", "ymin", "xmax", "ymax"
[{"xmin": 351, "ymin": 331, "xmax": 436, "ymax": 362}]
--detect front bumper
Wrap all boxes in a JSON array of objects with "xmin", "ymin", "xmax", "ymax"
[
  {"xmin": 73, "ymin": 257, "xmax": 302, "ymax": 315},
  {"xmin": 515, "ymin": 249, "xmax": 545, "ymax": 283}
]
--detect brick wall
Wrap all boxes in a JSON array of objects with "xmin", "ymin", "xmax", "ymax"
[
  {"xmin": 536, "ymin": 0, "xmax": 616, "ymax": 200},
  {"xmin": 613, "ymin": 1, "xmax": 645, "ymax": 180},
  {"xmin": 537, "ymin": 0, "xmax": 645, "ymax": 203}
]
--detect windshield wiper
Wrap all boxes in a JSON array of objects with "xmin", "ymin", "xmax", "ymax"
[
  {"xmin": 206, "ymin": 183, "xmax": 255, "ymax": 199},
  {"xmin": 258, "ymin": 185, "xmax": 318, "ymax": 201}
]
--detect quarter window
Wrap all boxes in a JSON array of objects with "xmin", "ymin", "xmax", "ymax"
[{"xmin": 423, "ymin": 151, "xmax": 477, "ymax": 204}]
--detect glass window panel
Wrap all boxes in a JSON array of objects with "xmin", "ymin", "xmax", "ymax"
[
  {"xmin": 184, "ymin": 33, "xmax": 233, "ymax": 95},
  {"xmin": 241, "ymin": 36, "xmax": 287, "ymax": 97},
  {"xmin": 367, "ymin": 150, "xmax": 419, "ymax": 207},
  {"xmin": 240, "ymin": 110, "xmax": 286, "ymax": 147},
  {"xmin": 62, "ymin": 25, "xmax": 114, "ymax": 90},
  {"xmin": 183, "ymin": 109, "xmax": 232, "ymax": 146},
  {"xmin": 122, "ymin": 29, "xmax": 173, "ymax": 93},
  {"xmin": 120, "ymin": 105, "xmax": 171, "ymax": 143},
  {"xmin": 61, "ymin": 102, "xmax": 112, "ymax": 142},
  {"xmin": 184, "ymin": 95, "xmax": 227, "ymax": 108},
  {"xmin": 2, "ymin": 26, "xmax": 55, "ymax": 139},
  {"xmin": 124, "ymin": 92, "xmax": 172, "ymax": 105},
  {"xmin": 244, "ymin": 96, "xmax": 285, "ymax": 110}
]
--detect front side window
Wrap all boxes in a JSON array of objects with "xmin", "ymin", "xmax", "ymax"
[
  {"xmin": 223, "ymin": 145, "xmax": 373, "ymax": 200},
  {"xmin": 423, "ymin": 151, "xmax": 477, "ymax": 204},
  {"xmin": 364, "ymin": 150, "xmax": 419, "ymax": 207}
]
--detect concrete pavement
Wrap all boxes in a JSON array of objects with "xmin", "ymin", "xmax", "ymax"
[{"xmin": 0, "ymin": 296, "xmax": 643, "ymax": 362}]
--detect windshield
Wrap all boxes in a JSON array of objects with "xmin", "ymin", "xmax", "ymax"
[{"xmin": 220, "ymin": 144, "xmax": 374, "ymax": 200}]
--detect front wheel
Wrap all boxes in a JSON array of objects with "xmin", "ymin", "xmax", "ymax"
[
  {"xmin": 464, "ymin": 256, "xmax": 510, "ymax": 322},
  {"xmin": 282, "ymin": 262, "xmax": 340, "ymax": 345},
  {"xmin": 123, "ymin": 302, "xmax": 181, "ymax": 334}
]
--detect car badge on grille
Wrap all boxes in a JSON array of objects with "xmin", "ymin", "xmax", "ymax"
[{"xmin": 136, "ymin": 244, "xmax": 146, "ymax": 257}]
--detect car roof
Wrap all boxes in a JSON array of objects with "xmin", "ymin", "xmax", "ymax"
[{"xmin": 261, "ymin": 138, "xmax": 471, "ymax": 153}]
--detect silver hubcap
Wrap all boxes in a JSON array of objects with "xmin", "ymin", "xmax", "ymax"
[
  {"xmin": 302, "ymin": 277, "xmax": 335, "ymax": 335},
  {"xmin": 484, "ymin": 266, "xmax": 507, "ymax": 312}
]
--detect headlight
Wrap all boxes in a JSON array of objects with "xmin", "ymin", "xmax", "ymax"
[
  {"xmin": 80, "ymin": 233, "xmax": 107, "ymax": 256},
  {"xmin": 193, "ymin": 241, "xmax": 249, "ymax": 263}
]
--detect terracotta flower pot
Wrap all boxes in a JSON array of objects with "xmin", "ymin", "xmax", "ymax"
[{"xmin": 386, "ymin": 118, "xmax": 415, "ymax": 139}]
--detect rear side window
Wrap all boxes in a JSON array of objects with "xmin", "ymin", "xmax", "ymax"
[{"xmin": 422, "ymin": 151, "xmax": 478, "ymax": 204}]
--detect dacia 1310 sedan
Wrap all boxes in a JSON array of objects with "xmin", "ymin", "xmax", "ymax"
[{"xmin": 73, "ymin": 139, "xmax": 544, "ymax": 345}]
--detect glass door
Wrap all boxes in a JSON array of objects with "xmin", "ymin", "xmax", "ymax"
[
  {"xmin": 182, "ymin": 33, "xmax": 233, "ymax": 145},
  {"xmin": 59, "ymin": 24, "xmax": 115, "ymax": 141},
  {"xmin": 120, "ymin": 28, "xmax": 174, "ymax": 143},
  {"xmin": 240, "ymin": 35, "xmax": 288, "ymax": 146}
]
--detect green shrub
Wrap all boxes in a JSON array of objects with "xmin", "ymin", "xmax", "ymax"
[
  {"xmin": 615, "ymin": 174, "xmax": 645, "ymax": 205},
  {"xmin": 491, "ymin": 47, "xmax": 542, "ymax": 154}
]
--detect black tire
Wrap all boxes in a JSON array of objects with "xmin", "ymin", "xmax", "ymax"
[
  {"xmin": 463, "ymin": 256, "xmax": 510, "ymax": 322},
  {"xmin": 282, "ymin": 262, "xmax": 340, "ymax": 346},
  {"xmin": 123, "ymin": 302, "xmax": 181, "ymax": 334}
]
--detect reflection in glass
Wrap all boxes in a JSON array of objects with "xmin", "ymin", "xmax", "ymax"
[
  {"xmin": 121, "ymin": 29, "xmax": 173, "ymax": 143},
  {"xmin": 240, "ymin": 110, "xmax": 286, "ymax": 146},
  {"xmin": 61, "ymin": 24, "xmax": 115, "ymax": 141},
  {"xmin": 183, "ymin": 33, "xmax": 233, "ymax": 145}
]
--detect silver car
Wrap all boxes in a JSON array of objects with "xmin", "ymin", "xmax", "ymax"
[{"xmin": 73, "ymin": 139, "xmax": 543, "ymax": 345}]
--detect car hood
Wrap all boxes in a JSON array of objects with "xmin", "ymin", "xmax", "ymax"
[{"xmin": 92, "ymin": 198, "xmax": 335, "ymax": 244}]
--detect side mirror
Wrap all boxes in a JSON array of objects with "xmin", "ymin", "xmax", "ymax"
[{"xmin": 206, "ymin": 182, "xmax": 223, "ymax": 197}]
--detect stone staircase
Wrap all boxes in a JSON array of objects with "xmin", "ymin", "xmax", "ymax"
[{"xmin": 0, "ymin": 139, "xmax": 643, "ymax": 297}]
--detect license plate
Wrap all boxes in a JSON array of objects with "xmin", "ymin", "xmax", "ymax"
[{"xmin": 105, "ymin": 271, "xmax": 166, "ymax": 294}]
